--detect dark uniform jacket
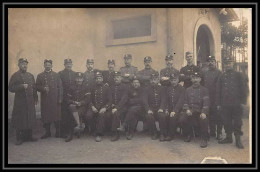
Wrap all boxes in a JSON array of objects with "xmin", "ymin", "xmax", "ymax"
[
  {"xmin": 202, "ymin": 68, "xmax": 221, "ymax": 106},
  {"xmin": 216, "ymin": 69, "xmax": 248, "ymax": 106},
  {"xmin": 36, "ymin": 70, "xmax": 63, "ymax": 123},
  {"xmin": 127, "ymin": 86, "xmax": 143, "ymax": 107},
  {"xmin": 119, "ymin": 66, "xmax": 138, "ymax": 84},
  {"xmin": 9, "ymin": 70, "xmax": 38, "ymax": 130},
  {"xmin": 166, "ymin": 84, "xmax": 185, "ymax": 113},
  {"xmin": 110, "ymin": 83, "xmax": 128, "ymax": 111},
  {"xmin": 180, "ymin": 64, "xmax": 201, "ymax": 88},
  {"xmin": 143, "ymin": 84, "xmax": 166, "ymax": 112},
  {"xmin": 160, "ymin": 67, "xmax": 180, "ymax": 86},
  {"xmin": 58, "ymin": 69, "xmax": 76, "ymax": 99},
  {"xmin": 183, "ymin": 85, "xmax": 210, "ymax": 115},
  {"xmin": 102, "ymin": 70, "xmax": 115, "ymax": 87},
  {"xmin": 83, "ymin": 69, "xmax": 99, "ymax": 89},
  {"xmin": 89, "ymin": 83, "xmax": 112, "ymax": 110},
  {"xmin": 137, "ymin": 68, "xmax": 159, "ymax": 87}
]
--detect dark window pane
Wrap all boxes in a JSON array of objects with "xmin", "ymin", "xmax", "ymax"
[{"xmin": 112, "ymin": 15, "xmax": 152, "ymax": 39}]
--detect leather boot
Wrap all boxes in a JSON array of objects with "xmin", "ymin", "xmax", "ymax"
[
  {"xmin": 65, "ymin": 130, "xmax": 73, "ymax": 142},
  {"xmin": 41, "ymin": 123, "xmax": 51, "ymax": 139},
  {"xmin": 151, "ymin": 132, "xmax": 158, "ymax": 140},
  {"xmin": 111, "ymin": 132, "xmax": 120, "ymax": 142},
  {"xmin": 27, "ymin": 129, "xmax": 38, "ymax": 142},
  {"xmin": 235, "ymin": 135, "xmax": 244, "ymax": 149},
  {"xmin": 200, "ymin": 139, "xmax": 208, "ymax": 148},
  {"xmin": 184, "ymin": 135, "xmax": 191, "ymax": 142},
  {"xmin": 159, "ymin": 134, "xmax": 165, "ymax": 142},
  {"xmin": 218, "ymin": 134, "xmax": 233, "ymax": 144}
]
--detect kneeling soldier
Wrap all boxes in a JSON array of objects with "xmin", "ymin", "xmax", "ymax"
[
  {"xmin": 65, "ymin": 72, "xmax": 91, "ymax": 142},
  {"xmin": 110, "ymin": 71, "xmax": 128, "ymax": 141},
  {"xmin": 165, "ymin": 73, "xmax": 185, "ymax": 141},
  {"xmin": 143, "ymin": 73, "xmax": 167, "ymax": 141},
  {"xmin": 180, "ymin": 72, "xmax": 210, "ymax": 148}
]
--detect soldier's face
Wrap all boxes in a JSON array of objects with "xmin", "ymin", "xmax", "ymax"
[
  {"xmin": 64, "ymin": 62, "xmax": 73, "ymax": 70},
  {"xmin": 150, "ymin": 77, "xmax": 159, "ymax": 85},
  {"xmin": 114, "ymin": 75, "xmax": 122, "ymax": 84},
  {"xmin": 166, "ymin": 59, "xmax": 173, "ymax": 67},
  {"xmin": 170, "ymin": 78, "xmax": 179, "ymax": 86},
  {"xmin": 44, "ymin": 62, "xmax": 52, "ymax": 71},
  {"xmin": 75, "ymin": 78, "xmax": 83, "ymax": 85},
  {"xmin": 96, "ymin": 76, "xmax": 103, "ymax": 84},
  {"xmin": 185, "ymin": 55, "xmax": 193, "ymax": 63},
  {"xmin": 133, "ymin": 80, "xmax": 140, "ymax": 88},
  {"xmin": 108, "ymin": 63, "xmax": 115, "ymax": 71},
  {"xmin": 124, "ymin": 59, "xmax": 132, "ymax": 66},
  {"xmin": 87, "ymin": 63, "xmax": 94, "ymax": 70},
  {"xmin": 144, "ymin": 61, "xmax": 151, "ymax": 68},
  {"xmin": 18, "ymin": 62, "xmax": 28, "ymax": 72},
  {"xmin": 208, "ymin": 60, "xmax": 216, "ymax": 68},
  {"xmin": 191, "ymin": 76, "xmax": 201, "ymax": 86}
]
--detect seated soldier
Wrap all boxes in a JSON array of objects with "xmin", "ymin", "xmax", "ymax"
[
  {"xmin": 165, "ymin": 73, "xmax": 185, "ymax": 141},
  {"xmin": 117, "ymin": 76, "xmax": 145, "ymax": 140},
  {"xmin": 65, "ymin": 72, "xmax": 91, "ymax": 142}
]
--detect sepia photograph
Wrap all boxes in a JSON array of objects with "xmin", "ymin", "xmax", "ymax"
[{"xmin": 4, "ymin": 2, "xmax": 256, "ymax": 168}]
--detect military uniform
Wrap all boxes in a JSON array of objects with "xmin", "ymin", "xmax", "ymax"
[
  {"xmin": 119, "ymin": 54, "xmax": 138, "ymax": 84},
  {"xmin": 83, "ymin": 59, "xmax": 99, "ymax": 90},
  {"xmin": 216, "ymin": 58, "xmax": 247, "ymax": 148},
  {"xmin": 58, "ymin": 59, "xmax": 76, "ymax": 136},
  {"xmin": 36, "ymin": 59, "xmax": 63, "ymax": 138},
  {"xmin": 180, "ymin": 65, "xmax": 201, "ymax": 88},
  {"xmin": 202, "ymin": 56, "xmax": 223, "ymax": 138},
  {"xmin": 85, "ymin": 72, "xmax": 112, "ymax": 138},
  {"xmin": 143, "ymin": 74, "xmax": 167, "ymax": 139},
  {"xmin": 102, "ymin": 59, "xmax": 116, "ymax": 87},
  {"xmin": 180, "ymin": 72, "xmax": 210, "ymax": 144},
  {"xmin": 9, "ymin": 58, "xmax": 38, "ymax": 144},
  {"xmin": 165, "ymin": 81, "xmax": 185, "ymax": 138}
]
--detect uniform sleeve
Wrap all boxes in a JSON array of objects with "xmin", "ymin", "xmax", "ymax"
[
  {"xmin": 104, "ymin": 86, "xmax": 112, "ymax": 109},
  {"xmin": 216, "ymin": 74, "xmax": 222, "ymax": 106},
  {"xmin": 81, "ymin": 88, "xmax": 92, "ymax": 106},
  {"xmin": 174, "ymin": 87, "xmax": 185, "ymax": 113},
  {"xmin": 142, "ymin": 87, "xmax": 150, "ymax": 112},
  {"xmin": 159, "ymin": 87, "xmax": 167, "ymax": 110},
  {"xmin": 57, "ymin": 74, "xmax": 63, "ymax": 103},
  {"xmin": 183, "ymin": 89, "xmax": 190, "ymax": 111},
  {"xmin": 201, "ymin": 88, "xmax": 210, "ymax": 115},
  {"xmin": 8, "ymin": 74, "xmax": 24, "ymax": 93},
  {"xmin": 36, "ymin": 74, "xmax": 45, "ymax": 93}
]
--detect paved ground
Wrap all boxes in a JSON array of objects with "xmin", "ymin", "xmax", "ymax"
[{"xmin": 8, "ymin": 118, "xmax": 250, "ymax": 164}]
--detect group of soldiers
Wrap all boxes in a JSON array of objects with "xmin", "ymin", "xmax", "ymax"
[{"xmin": 9, "ymin": 51, "xmax": 248, "ymax": 149}]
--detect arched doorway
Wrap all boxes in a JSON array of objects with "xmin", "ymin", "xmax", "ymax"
[{"xmin": 195, "ymin": 24, "xmax": 215, "ymax": 68}]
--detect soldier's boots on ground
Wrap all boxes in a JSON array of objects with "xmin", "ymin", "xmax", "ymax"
[
  {"xmin": 65, "ymin": 131, "xmax": 73, "ymax": 142},
  {"xmin": 111, "ymin": 132, "xmax": 120, "ymax": 142},
  {"xmin": 117, "ymin": 122, "xmax": 127, "ymax": 132},
  {"xmin": 95, "ymin": 135, "xmax": 102, "ymax": 142},
  {"xmin": 15, "ymin": 131, "xmax": 23, "ymax": 146},
  {"xmin": 41, "ymin": 131, "xmax": 51, "ymax": 139},
  {"xmin": 216, "ymin": 133, "xmax": 222, "ymax": 140},
  {"xmin": 218, "ymin": 134, "xmax": 233, "ymax": 144},
  {"xmin": 165, "ymin": 135, "xmax": 173, "ymax": 141},
  {"xmin": 200, "ymin": 139, "xmax": 208, "ymax": 148},
  {"xmin": 126, "ymin": 131, "xmax": 133, "ymax": 140},
  {"xmin": 159, "ymin": 134, "xmax": 165, "ymax": 142},
  {"xmin": 235, "ymin": 136, "xmax": 244, "ymax": 149},
  {"xmin": 184, "ymin": 135, "xmax": 192, "ymax": 142},
  {"xmin": 151, "ymin": 132, "xmax": 158, "ymax": 140}
]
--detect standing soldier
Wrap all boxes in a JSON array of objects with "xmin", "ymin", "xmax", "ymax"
[
  {"xmin": 110, "ymin": 71, "xmax": 128, "ymax": 141},
  {"xmin": 202, "ymin": 56, "xmax": 223, "ymax": 140},
  {"xmin": 217, "ymin": 57, "xmax": 248, "ymax": 149},
  {"xmin": 165, "ymin": 73, "xmax": 185, "ymax": 141},
  {"xmin": 117, "ymin": 77, "xmax": 144, "ymax": 140},
  {"xmin": 85, "ymin": 71, "xmax": 112, "ymax": 142},
  {"xmin": 65, "ymin": 72, "xmax": 91, "ymax": 142},
  {"xmin": 9, "ymin": 58, "xmax": 38, "ymax": 145},
  {"xmin": 119, "ymin": 54, "xmax": 138, "ymax": 85},
  {"xmin": 36, "ymin": 59, "xmax": 63, "ymax": 139},
  {"xmin": 84, "ymin": 59, "xmax": 99, "ymax": 90},
  {"xmin": 136, "ymin": 56, "xmax": 159, "ymax": 88},
  {"xmin": 102, "ymin": 59, "xmax": 116, "ymax": 87},
  {"xmin": 143, "ymin": 73, "xmax": 167, "ymax": 141},
  {"xmin": 179, "ymin": 51, "xmax": 201, "ymax": 89},
  {"xmin": 58, "ymin": 58, "xmax": 76, "ymax": 138},
  {"xmin": 180, "ymin": 72, "xmax": 210, "ymax": 148},
  {"xmin": 160, "ymin": 54, "xmax": 179, "ymax": 87}
]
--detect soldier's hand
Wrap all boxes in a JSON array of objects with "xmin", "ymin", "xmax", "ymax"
[
  {"xmin": 186, "ymin": 110, "xmax": 192, "ymax": 116},
  {"xmin": 158, "ymin": 109, "xmax": 163, "ymax": 113},
  {"xmin": 200, "ymin": 113, "xmax": 207, "ymax": 120},
  {"xmin": 125, "ymin": 74, "xmax": 130, "ymax": 77},
  {"xmin": 22, "ymin": 84, "xmax": 28, "ymax": 89},
  {"xmin": 112, "ymin": 108, "xmax": 117, "ymax": 114},
  {"xmin": 217, "ymin": 106, "xmax": 221, "ymax": 111},
  {"xmin": 170, "ymin": 111, "xmax": 176, "ymax": 117},
  {"xmin": 99, "ymin": 108, "xmax": 107, "ymax": 114},
  {"xmin": 161, "ymin": 77, "xmax": 169, "ymax": 81},
  {"xmin": 92, "ymin": 106, "xmax": 98, "ymax": 113},
  {"xmin": 148, "ymin": 110, "xmax": 153, "ymax": 114}
]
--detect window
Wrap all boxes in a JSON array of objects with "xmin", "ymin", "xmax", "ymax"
[{"xmin": 106, "ymin": 13, "xmax": 156, "ymax": 46}]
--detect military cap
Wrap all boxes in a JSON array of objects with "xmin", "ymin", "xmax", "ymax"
[
  {"xmin": 86, "ymin": 59, "xmax": 94, "ymax": 64},
  {"xmin": 44, "ymin": 59, "xmax": 52, "ymax": 64},
  {"xmin": 64, "ymin": 58, "xmax": 72, "ymax": 64},
  {"xmin": 170, "ymin": 73, "xmax": 180, "ymax": 80},
  {"xmin": 185, "ymin": 51, "xmax": 193, "ymax": 56},
  {"xmin": 144, "ymin": 56, "xmax": 152, "ymax": 62},
  {"xmin": 150, "ymin": 73, "xmax": 159, "ymax": 79},
  {"xmin": 75, "ymin": 72, "xmax": 84, "ymax": 79},
  {"xmin": 94, "ymin": 71, "xmax": 103, "ymax": 78},
  {"xmin": 191, "ymin": 72, "xmax": 201, "ymax": 78},
  {"xmin": 18, "ymin": 58, "xmax": 28, "ymax": 64},
  {"xmin": 113, "ymin": 71, "xmax": 121, "ymax": 77},
  {"xmin": 108, "ymin": 59, "xmax": 115, "ymax": 64},
  {"xmin": 165, "ymin": 54, "xmax": 174, "ymax": 60},
  {"xmin": 224, "ymin": 57, "xmax": 233, "ymax": 63},
  {"xmin": 124, "ymin": 54, "xmax": 132, "ymax": 59},
  {"xmin": 207, "ymin": 56, "xmax": 216, "ymax": 62}
]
